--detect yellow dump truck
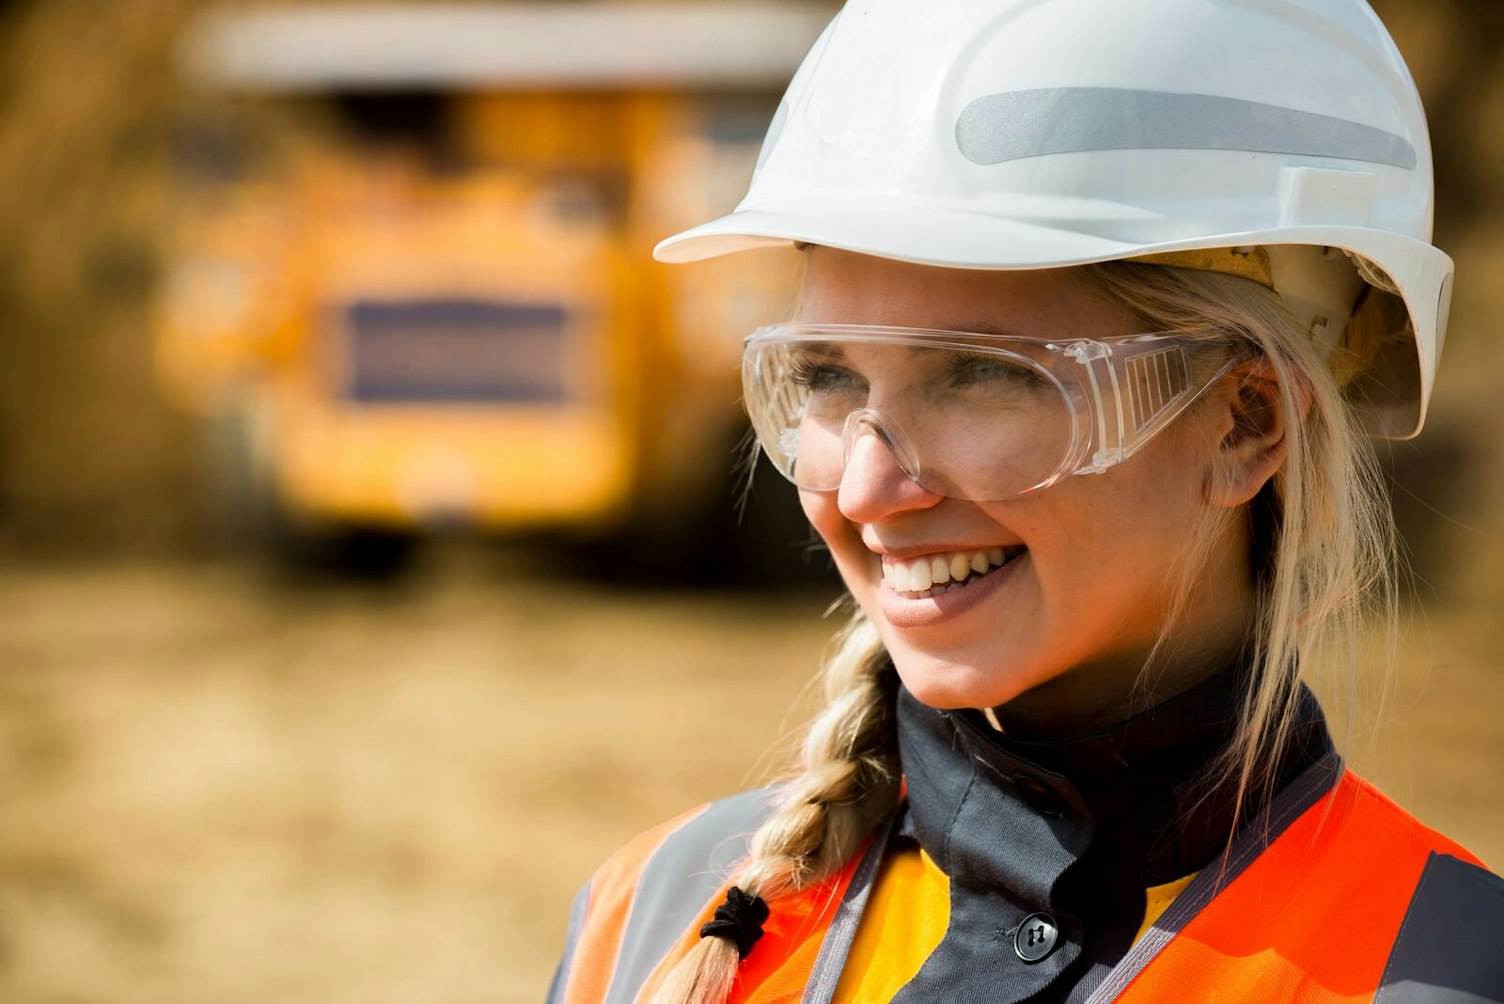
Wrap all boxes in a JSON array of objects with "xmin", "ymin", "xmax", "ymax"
[{"xmin": 157, "ymin": 3, "xmax": 831, "ymax": 575}]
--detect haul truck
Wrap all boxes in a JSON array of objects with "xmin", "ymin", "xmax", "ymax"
[{"xmin": 157, "ymin": 3, "xmax": 831, "ymax": 575}]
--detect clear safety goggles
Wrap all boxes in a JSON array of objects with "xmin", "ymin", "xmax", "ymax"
[{"xmin": 742, "ymin": 324, "xmax": 1251, "ymax": 501}]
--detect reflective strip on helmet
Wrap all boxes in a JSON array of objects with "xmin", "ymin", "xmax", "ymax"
[{"xmin": 955, "ymin": 88, "xmax": 1417, "ymax": 169}]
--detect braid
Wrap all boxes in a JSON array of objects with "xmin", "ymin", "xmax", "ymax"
[{"xmin": 649, "ymin": 610, "xmax": 899, "ymax": 1004}]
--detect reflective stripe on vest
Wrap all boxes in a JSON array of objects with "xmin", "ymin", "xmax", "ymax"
[
  {"xmin": 552, "ymin": 788, "xmax": 785, "ymax": 1004},
  {"xmin": 1106, "ymin": 771, "xmax": 1487, "ymax": 1003},
  {"xmin": 552, "ymin": 764, "xmax": 1494, "ymax": 1003}
]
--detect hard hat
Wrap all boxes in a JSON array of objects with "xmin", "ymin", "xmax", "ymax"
[{"xmin": 654, "ymin": 0, "xmax": 1452, "ymax": 439}]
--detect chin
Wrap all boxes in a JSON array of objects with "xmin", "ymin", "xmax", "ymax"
[{"xmin": 883, "ymin": 641, "xmax": 1048, "ymax": 711}]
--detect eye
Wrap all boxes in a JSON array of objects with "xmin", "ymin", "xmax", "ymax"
[
  {"xmin": 947, "ymin": 352, "xmax": 1045, "ymax": 389},
  {"xmin": 789, "ymin": 357, "xmax": 866, "ymax": 394}
]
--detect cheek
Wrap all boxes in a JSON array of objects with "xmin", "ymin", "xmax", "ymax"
[
  {"xmin": 799, "ymin": 489, "xmax": 877, "ymax": 591},
  {"xmin": 798, "ymin": 487, "xmax": 834, "ymax": 545},
  {"xmin": 1010, "ymin": 442, "xmax": 1216, "ymax": 603}
]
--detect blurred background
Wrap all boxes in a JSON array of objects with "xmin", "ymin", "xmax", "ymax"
[{"xmin": 0, "ymin": 1, "xmax": 1500, "ymax": 1001}]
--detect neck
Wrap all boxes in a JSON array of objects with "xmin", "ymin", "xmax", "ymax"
[
  {"xmin": 988, "ymin": 632, "xmax": 1249, "ymax": 740},
  {"xmin": 993, "ymin": 520, "xmax": 1258, "ymax": 740}
]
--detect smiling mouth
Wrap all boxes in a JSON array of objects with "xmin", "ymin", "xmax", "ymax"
[{"xmin": 881, "ymin": 546, "xmax": 1026, "ymax": 598}]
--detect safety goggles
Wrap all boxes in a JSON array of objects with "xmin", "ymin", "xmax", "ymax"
[{"xmin": 742, "ymin": 324, "xmax": 1251, "ymax": 501}]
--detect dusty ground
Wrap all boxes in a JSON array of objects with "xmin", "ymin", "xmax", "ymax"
[{"xmin": 0, "ymin": 551, "xmax": 1499, "ymax": 1004}]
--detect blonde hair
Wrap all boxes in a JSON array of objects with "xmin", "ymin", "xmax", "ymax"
[
  {"xmin": 650, "ymin": 616, "xmax": 900, "ymax": 1001},
  {"xmin": 1080, "ymin": 262, "xmax": 1396, "ymax": 819},
  {"xmin": 652, "ymin": 260, "xmax": 1397, "ymax": 1003}
]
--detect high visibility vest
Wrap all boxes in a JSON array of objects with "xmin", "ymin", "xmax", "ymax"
[{"xmin": 549, "ymin": 764, "xmax": 1504, "ymax": 1003}]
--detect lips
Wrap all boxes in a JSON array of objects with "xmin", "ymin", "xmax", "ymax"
[
  {"xmin": 880, "ymin": 545, "xmax": 1025, "ymax": 598},
  {"xmin": 873, "ymin": 545, "xmax": 1030, "ymax": 629}
]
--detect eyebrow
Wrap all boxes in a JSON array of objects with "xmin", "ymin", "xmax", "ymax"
[
  {"xmin": 797, "ymin": 321, "xmax": 1030, "ymax": 340},
  {"xmin": 797, "ymin": 341, "xmax": 976, "ymax": 360},
  {"xmin": 799, "ymin": 342, "xmax": 846, "ymax": 361},
  {"xmin": 797, "ymin": 328, "xmax": 1032, "ymax": 361},
  {"xmin": 951, "ymin": 320, "xmax": 1029, "ymax": 339}
]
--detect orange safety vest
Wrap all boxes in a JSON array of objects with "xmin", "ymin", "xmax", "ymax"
[{"xmin": 549, "ymin": 762, "xmax": 1503, "ymax": 1003}]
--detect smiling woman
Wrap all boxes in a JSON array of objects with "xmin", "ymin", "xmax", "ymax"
[
  {"xmin": 789, "ymin": 250, "xmax": 1272, "ymax": 726},
  {"xmin": 547, "ymin": 2, "xmax": 1504, "ymax": 1002}
]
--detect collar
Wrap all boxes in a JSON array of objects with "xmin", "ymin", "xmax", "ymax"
[{"xmin": 890, "ymin": 667, "xmax": 1333, "ymax": 1003}]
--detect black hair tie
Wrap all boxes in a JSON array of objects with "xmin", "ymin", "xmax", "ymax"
[{"xmin": 698, "ymin": 886, "xmax": 770, "ymax": 960}]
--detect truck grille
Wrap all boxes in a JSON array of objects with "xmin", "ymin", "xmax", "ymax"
[{"xmin": 343, "ymin": 298, "xmax": 569, "ymax": 404}]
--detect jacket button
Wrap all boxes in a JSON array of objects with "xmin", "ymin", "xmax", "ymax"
[
  {"xmin": 1014, "ymin": 912, "xmax": 1059, "ymax": 963},
  {"xmin": 1014, "ymin": 774, "xmax": 1066, "ymax": 817}
]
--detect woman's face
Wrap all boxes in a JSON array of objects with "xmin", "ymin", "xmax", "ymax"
[{"xmin": 797, "ymin": 248, "xmax": 1256, "ymax": 733}]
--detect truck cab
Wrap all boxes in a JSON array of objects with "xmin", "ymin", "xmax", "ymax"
[{"xmin": 158, "ymin": 4, "xmax": 831, "ymax": 575}]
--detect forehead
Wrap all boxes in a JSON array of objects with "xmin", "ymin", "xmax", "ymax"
[{"xmin": 798, "ymin": 246, "xmax": 1138, "ymax": 339}]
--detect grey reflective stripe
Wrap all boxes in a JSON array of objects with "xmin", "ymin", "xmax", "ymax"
[
  {"xmin": 956, "ymin": 88, "xmax": 1416, "ymax": 169},
  {"xmin": 1084, "ymin": 752, "xmax": 1344, "ymax": 1004},
  {"xmin": 802, "ymin": 809, "xmax": 905, "ymax": 1004},
  {"xmin": 546, "ymin": 880, "xmax": 592, "ymax": 1004},
  {"xmin": 1375, "ymin": 852, "xmax": 1504, "ymax": 1003},
  {"xmin": 604, "ymin": 787, "xmax": 779, "ymax": 1004}
]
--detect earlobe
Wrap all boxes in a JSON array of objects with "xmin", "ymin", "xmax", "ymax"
[{"xmin": 1206, "ymin": 360, "xmax": 1305, "ymax": 508}]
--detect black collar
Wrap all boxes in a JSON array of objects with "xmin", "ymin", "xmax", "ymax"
[{"xmin": 890, "ymin": 667, "xmax": 1332, "ymax": 1004}]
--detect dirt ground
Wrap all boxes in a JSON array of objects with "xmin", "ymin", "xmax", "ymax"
[{"xmin": 0, "ymin": 550, "xmax": 1499, "ymax": 1004}]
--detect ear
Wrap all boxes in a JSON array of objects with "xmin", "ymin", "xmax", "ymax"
[{"xmin": 1205, "ymin": 359, "xmax": 1307, "ymax": 508}]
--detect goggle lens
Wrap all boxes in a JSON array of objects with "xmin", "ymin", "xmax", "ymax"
[
  {"xmin": 743, "ymin": 325, "xmax": 1242, "ymax": 502},
  {"xmin": 744, "ymin": 332, "xmax": 1081, "ymax": 500}
]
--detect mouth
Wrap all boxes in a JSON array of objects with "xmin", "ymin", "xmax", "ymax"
[{"xmin": 880, "ymin": 545, "xmax": 1026, "ymax": 599}]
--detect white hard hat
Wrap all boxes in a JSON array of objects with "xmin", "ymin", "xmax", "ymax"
[{"xmin": 655, "ymin": 0, "xmax": 1453, "ymax": 439}]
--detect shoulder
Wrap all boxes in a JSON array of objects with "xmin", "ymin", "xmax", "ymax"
[
  {"xmin": 1333, "ymin": 772, "xmax": 1504, "ymax": 1002},
  {"xmin": 1375, "ymin": 848, "xmax": 1504, "ymax": 1002},
  {"xmin": 586, "ymin": 785, "xmax": 783, "ymax": 906},
  {"xmin": 548, "ymin": 787, "xmax": 783, "ymax": 1004},
  {"xmin": 1121, "ymin": 766, "xmax": 1504, "ymax": 1003},
  {"xmin": 1333, "ymin": 771, "xmax": 1487, "ymax": 867}
]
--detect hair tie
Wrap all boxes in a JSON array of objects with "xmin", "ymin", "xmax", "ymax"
[{"xmin": 698, "ymin": 886, "xmax": 770, "ymax": 960}]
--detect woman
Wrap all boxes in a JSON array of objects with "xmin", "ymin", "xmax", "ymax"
[{"xmin": 550, "ymin": 1, "xmax": 1502, "ymax": 1001}]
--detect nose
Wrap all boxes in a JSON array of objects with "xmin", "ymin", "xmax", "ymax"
[{"xmin": 837, "ymin": 413, "xmax": 943, "ymax": 522}]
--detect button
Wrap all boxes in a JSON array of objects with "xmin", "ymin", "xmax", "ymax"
[
  {"xmin": 1014, "ymin": 912, "xmax": 1059, "ymax": 963},
  {"xmin": 1014, "ymin": 774, "xmax": 1066, "ymax": 817}
]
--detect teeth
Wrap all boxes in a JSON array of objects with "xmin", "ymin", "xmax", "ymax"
[
  {"xmin": 883, "ymin": 546, "xmax": 1019, "ymax": 596},
  {"xmin": 910, "ymin": 559, "xmax": 932, "ymax": 591}
]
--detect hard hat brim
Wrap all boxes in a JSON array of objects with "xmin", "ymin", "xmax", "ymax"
[
  {"xmin": 654, "ymin": 202, "xmax": 1137, "ymax": 267},
  {"xmin": 657, "ymin": 200, "xmax": 1439, "ymax": 275}
]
